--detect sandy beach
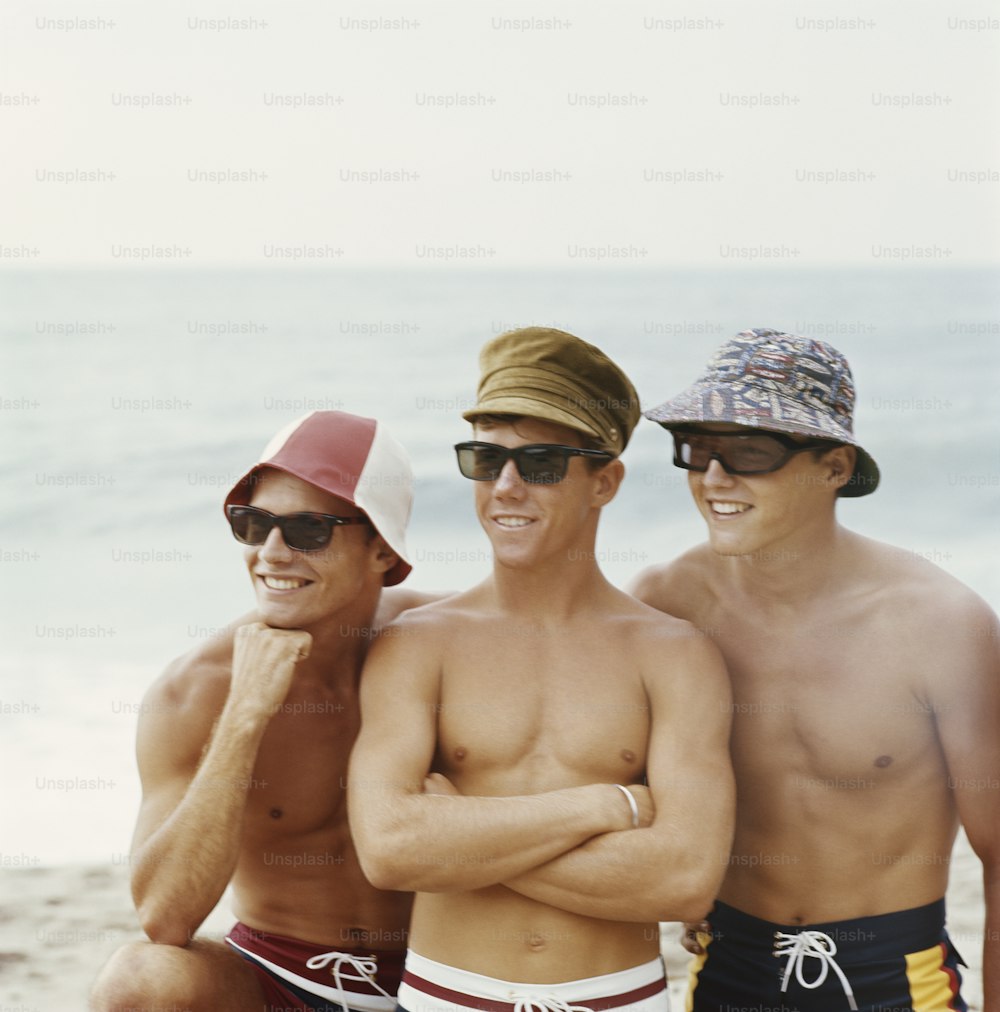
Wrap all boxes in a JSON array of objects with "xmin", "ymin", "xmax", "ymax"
[{"xmin": 0, "ymin": 831, "xmax": 985, "ymax": 1011}]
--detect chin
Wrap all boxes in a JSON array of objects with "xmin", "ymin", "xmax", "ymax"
[
  {"xmin": 707, "ymin": 532, "xmax": 755, "ymax": 558},
  {"xmin": 254, "ymin": 603, "xmax": 306, "ymax": 630}
]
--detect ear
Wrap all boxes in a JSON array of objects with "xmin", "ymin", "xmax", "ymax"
[
  {"xmin": 368, "ymin": 534, "xmax": 399, "ymax": 577},
  {"xmin": 590, "ymin": 458, "xmax": 625, "ymax": 507},
  {"xmin": 822, "ymin": 445, "xmax": 855, "ymax": 493}
]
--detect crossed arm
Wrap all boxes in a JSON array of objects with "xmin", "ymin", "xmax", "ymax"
[
  {"xmin": 347, "ymin": 618, "xmax": 644, "ymax": 894},
  {"xmin": 502, "ymin": 632, "xmax": 734, "ymax": 922},
  {"xmin": 348, "ymin": 613, "xmax": 735, "ymax": 923}
]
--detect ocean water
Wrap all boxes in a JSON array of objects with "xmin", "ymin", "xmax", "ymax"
[{"xmin": 2, "ymin": 266, "xmax": 998, "ymax": 865}]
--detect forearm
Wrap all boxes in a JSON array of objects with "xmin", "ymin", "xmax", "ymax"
[
  {"xmin": 505, "ymin": 767, "xmax": 733, "ymax": 922},
  {"xmin": 504, "ymin": 826, "xmax": 720, "ymax": 923},
  {"xmin": 132, "ymin": 707, "xmax": 268, "ymax": 944},
  {"xmin": 353, "ymin": 782, "xmax": 632, "ymax": 892}
]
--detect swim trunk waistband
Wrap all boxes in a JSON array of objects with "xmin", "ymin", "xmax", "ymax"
[
  {"xmin": 398, "ymin": 950, "xmax": 669, "ymax": 1012},
  {"xmin": 686, "ymin": 898, "xmax": 966, "ymax": 1012},
  {"xmin": 226, "ymin": 921, "xmax": 403, "ymax": 1012},
  {"xmin": 710, "ymin": 897, "xmax": 950, "ymax": 963}
]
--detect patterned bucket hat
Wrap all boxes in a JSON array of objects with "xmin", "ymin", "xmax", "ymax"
[{"xmin": 643, "ymin": 328, "xmax": 879, "ymax": 497}]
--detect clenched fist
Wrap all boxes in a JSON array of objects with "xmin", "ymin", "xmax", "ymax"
[{"xmin": 230, "ymin": 621, "xmax": 313, "ymax": 718}]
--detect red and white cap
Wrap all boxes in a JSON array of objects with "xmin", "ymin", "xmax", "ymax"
[{"xmin": 223, "ymin": 411, "xmax": 413, "ymax": 586}]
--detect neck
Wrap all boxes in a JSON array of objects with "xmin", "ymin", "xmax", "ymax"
[
  {"xmin": 721, "ymin": 520, "xmax": 851, "ymax": 603},
  {"xmin": 287, "ymin": 595, "xmax": 381, "ymax": 687},
  {"xmin": 489, "ymin": 552, "xmax": 612, "ymax": 620}
]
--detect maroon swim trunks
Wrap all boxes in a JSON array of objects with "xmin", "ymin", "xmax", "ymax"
[{"xmin": 226, "ymin": 922, "xmax": 404, "ymax": 1012}]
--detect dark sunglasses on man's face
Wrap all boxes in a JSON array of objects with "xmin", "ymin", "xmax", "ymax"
[
  {"xmin": 454, "ymin": 441, "xmax": 614, "ymax": 485},
  {"xmin": 225, "ymin": 505, "xmax": 371, "ymax": 552},
  {"xmin": 671, "ymin": 429, "xmax": 836, "ymax": 476}
]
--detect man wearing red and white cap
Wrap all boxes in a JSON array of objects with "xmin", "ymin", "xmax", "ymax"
[{"xmin": 91, "ymin": 411, "xmax": 439, "ymax": 1012}]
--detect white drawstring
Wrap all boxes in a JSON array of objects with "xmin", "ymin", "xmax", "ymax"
[
  {"xmin": 306, "ymin": 951, "xmax": 395, "ymax": 1008},
  {"xmin": 511, "ymin": 997, "xmax": 594, "ymax": 1012},
  {"xmin": 773, "ymin": 930, "xmax": 858, "ymax": 1011}
]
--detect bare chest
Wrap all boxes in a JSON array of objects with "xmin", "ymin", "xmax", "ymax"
[
  {"xmin": 435, "ymin": 631, "xmax": 649, "ymax": 790},
  {"xmin": 242, "ymin": 692, "xmax": 359, "ymax": 842},
  {"xmin": 712, "ymin": 608, "xmax": 943, "ymax": 787}
]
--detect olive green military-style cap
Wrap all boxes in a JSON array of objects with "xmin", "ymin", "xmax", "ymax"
[{"xmin": 462, "ymin": 327, "xmax": 641, "ymax": 455}]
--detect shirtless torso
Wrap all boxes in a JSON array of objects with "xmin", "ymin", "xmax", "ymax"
[
  {"xmin": 349, "ymin": 415, "xmax": 735, "ymax": 986},
  {"xmin": 133, "ymin": 603, "xmax": 415, "ymax": 948},
  {"xmin": 634, "ymin": 533, "xmax": 998, "ymax": 926},
  {"xmin": 90, "ymin": 461, "xmax": 437, "ymax": 1011}
]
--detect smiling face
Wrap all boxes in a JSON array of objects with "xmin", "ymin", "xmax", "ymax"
[
  {"xmin": 243, "ymin": 469, "xmax": 392, "ymax": 630},
  {"xmin": 682, "ymin": 425, "xmax": 852, "ymax": 559},
  {"xmin": 471, "ymin": 417, "xmax": 622, "ymax": 573}
]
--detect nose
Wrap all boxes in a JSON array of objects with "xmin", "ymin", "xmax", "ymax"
[
  {"xmin": 493, "ymin": 457, "xmax": 525, "ymax": 497},
  {"xmin": 701, "ymin": 456, "xmax": 735, "ymax": 486},
  {"xmin": 258, "ymin": 524, "xmax": 294, "ymax": 563}
]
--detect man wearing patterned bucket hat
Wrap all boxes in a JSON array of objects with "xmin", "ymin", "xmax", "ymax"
[
  {"xmin": 631, "ymin": 329, "xmax": 1000, "ymax": 1012},
  {"xmin": 349, "ymin": 327, "xmax": 735, "ymax": 1012},
  {"xmin": 91, "ymin": 411, "xmax": 440, "ymax": 1012}
]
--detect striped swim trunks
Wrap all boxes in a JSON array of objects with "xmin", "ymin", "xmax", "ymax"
[
  {"xmin": 686, "ymin": 898, "xmax": 966, "ymax": 1012},
  {"xmin": 398, "ymin": 950, "xmax": 670, "ymax": 1012},
  {"xmin": 226, "ymin": 921, "xmax": 403, "ymax": 1012}
]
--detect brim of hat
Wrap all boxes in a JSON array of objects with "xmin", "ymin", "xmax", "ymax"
[
  {"xmin": 463, "ymin": 394, "xmax": 604, "ymax": 442},
  {"xmin": 644, "ymin": 389, "xmax": 880, "ymax": 498},
  {"xmin": 223, "ymin": 463, "xmax": 412, "ymax": 584}
]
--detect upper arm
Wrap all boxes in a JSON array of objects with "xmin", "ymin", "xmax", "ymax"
[
  {"xmin": 347, "ymin": 616, "xmax": 443, "ymax": 842},
  {"xmin": 643, "ymin": 625, "xmax": 735, "ymax": 852},
  {"xmin": 130, "ymin": 659, "xmax": 225, "ymax": 855},
  {"xmin": 931, "ymin": 595, "xmax": 1000, "ymax": 865}
]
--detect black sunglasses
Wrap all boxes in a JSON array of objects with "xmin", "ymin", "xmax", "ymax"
[
  {"xmin": 226, "ymin": 505, "xmax": 370, "ymax": 552},
  {"xmin": 454, "ymin": 441, "xmax": 614, "ymax": 485},
  {"xmin": 671, "ymin": 429, "xmax": 836, "ymax": 475}
]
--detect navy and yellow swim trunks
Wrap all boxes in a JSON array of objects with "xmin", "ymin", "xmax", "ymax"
[{"xmin": 686, "ymin": 898, "xmax": 966, "ymax": 1012}]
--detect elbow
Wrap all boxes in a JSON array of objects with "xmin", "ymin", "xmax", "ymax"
[
  {"xmin": 355, "ymin": 830, "xmax": 423, "ymax": 893},
  {"xmin": 359, "ymin": 852, "xmax": 410, "ymax": 893},
  {"xmin": 672, "ymin": 869, "xmax": 723, "ymax": 924},
  {"xmin": 359, "ymin": 842, "xmax": 453, "ymax": 894},
  {"xmin": 136, "ymin": 901, "xmax": 196, "ymax": 947},
  {"xmin": 644, "ymin": 861, "xmax": 722, "ymax": 924},
  {"xmin": 670, "ymin": 891, "xmax": 717, "ymax": 925}
]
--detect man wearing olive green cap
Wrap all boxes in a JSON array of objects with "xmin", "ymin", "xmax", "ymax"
[{"xmin": 350, "ymin": 328, "xmax": 735, "ymax": 1010}]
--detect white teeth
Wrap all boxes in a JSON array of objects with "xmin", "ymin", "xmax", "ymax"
[
  {"xmin": 711, "ymin": 502, "xmax": 751, "ymax": 515},
  {"xmin": 262, "ymin": 576, "xmax": 307, "ymax": 590},
  {"xmin": 496, "ymin": 516, "xmax": 532, "ymax": 528}
]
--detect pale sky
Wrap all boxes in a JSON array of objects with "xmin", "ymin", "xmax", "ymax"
[{"xmin": 2, "ymin": 0, "xmax": 998, "ymax": 268}]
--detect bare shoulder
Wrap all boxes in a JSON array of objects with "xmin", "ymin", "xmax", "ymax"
[
  {"xmin": 850, "ymin": 536, "xmax": 999, "ymax": 691},
  {"xmin": 627, "ymin": 544, "xmax": 716, "ymax": 621},
  {"xmin": 606, "ymin": 586, "xmax": 730, "ymax": 698},
  {"xmin": 374, "ymin": 585, "xmax": 456, "ymax": 629},
  {"xmin": 139, "ymin": 613, "xmax": 259, "ymax": 735},
  {"xmin": 378, "ymin": 584, "xmax": 486, "ymax": 633},
  {"xmin": 859, "ymin": 534, "xmax": 996, "ymax": 630},
  {"xmin": 363, "ymin": 587, "xmax": 487, "ymax": 685},
  {"xmin": 135, "ymin": 618, "xmax": 256, "ymax": 777}
]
